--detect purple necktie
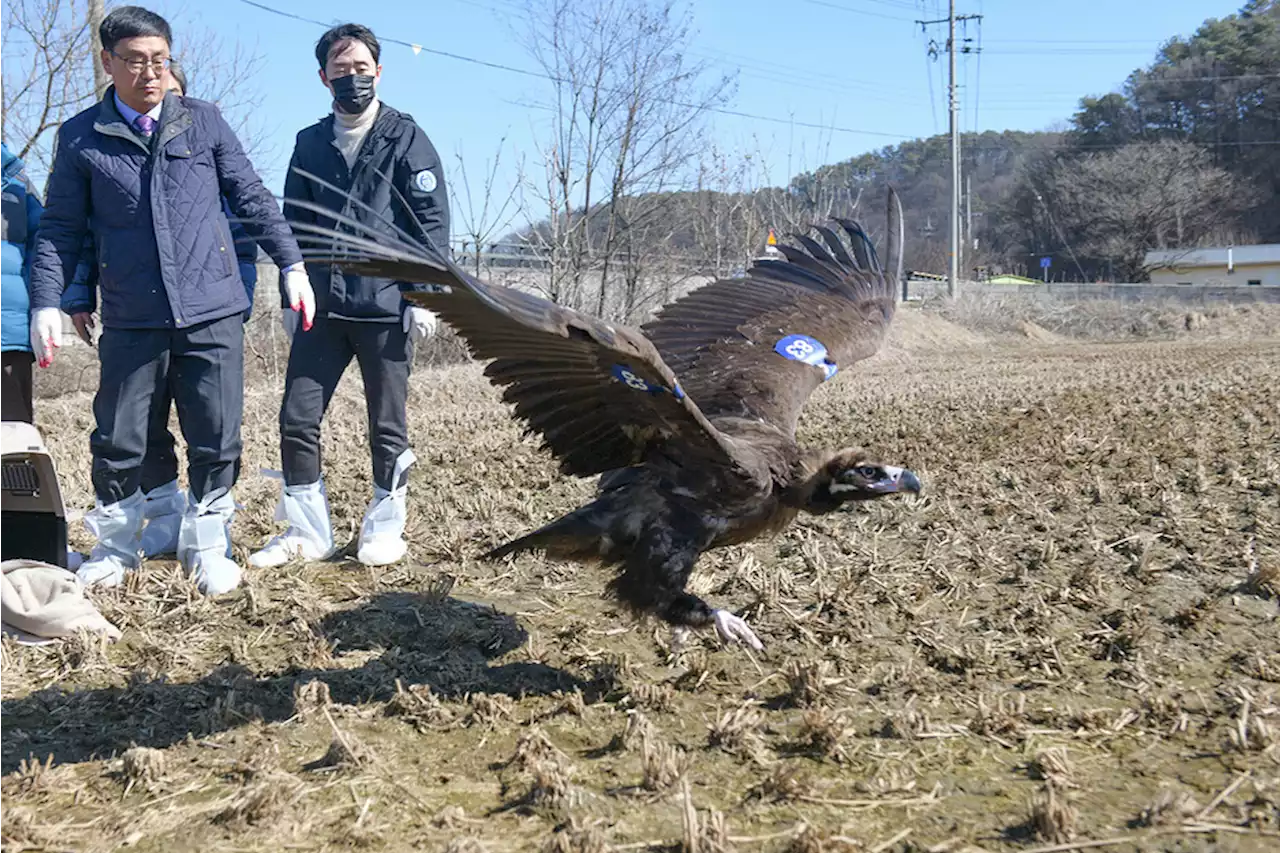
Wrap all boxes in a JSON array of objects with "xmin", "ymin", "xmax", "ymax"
[{"xmin": 133, "ymin": 114, "xmax": 156, "ymax": 137}]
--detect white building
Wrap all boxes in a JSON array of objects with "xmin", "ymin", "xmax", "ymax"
[{"xmin": 1144, "ymin": 244, "xmax": 1280, "ymax": 287}]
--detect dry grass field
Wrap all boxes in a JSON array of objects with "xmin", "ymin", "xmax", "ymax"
[{"xmin": 3, "ymin": 294, "xmax": 1279, "ymax": 853}]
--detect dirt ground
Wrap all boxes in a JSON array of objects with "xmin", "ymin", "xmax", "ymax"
[{"xmin": 3, "ymin": 297, "xmax": 1279, "ymax": 853}]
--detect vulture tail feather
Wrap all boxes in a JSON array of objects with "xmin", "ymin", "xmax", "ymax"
[{"xmin": 484, "ymin": 506, "xmax": 606, "ymax": 561}]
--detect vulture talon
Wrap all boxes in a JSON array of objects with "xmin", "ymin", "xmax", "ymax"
[
  {"xmin": 713, "ymin": 609, "xmax": 764, "ymax": 652},
  {"xmin": 292, "ymin": 178, "xmax": 920, "ymax": 652}
]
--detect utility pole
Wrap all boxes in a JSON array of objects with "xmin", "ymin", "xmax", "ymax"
[
  {"xmin": 948, "ymin": 0, "xmax": 958, "ymax": 298},
  {"xmin": 917, "ymin": 4, "xmax": 982, "ymax": 299},
  {"xmin": 89, "ymin": 0, "xmax": 109, "ymax": 99},
  {"xmin": 965, "ymin": 173, "xmax": 972, "ymax": 277}
]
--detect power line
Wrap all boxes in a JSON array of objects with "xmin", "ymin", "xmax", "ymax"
[
  {"xmin": 797, "ymin": 0, "xmax": 916, "ymax": 22},
  {"xmin": 1129, "ymin": 71, "xmax": 1280, "ymax": 82},
  {"xmin": 236, "ymin": 0, "xmax": 919, "ymax": 140},
  {"xmin": 685, "ymin": 47, "xmax": 928, "ymax": 106},
  {"xmin": 984, "ymin": 38, "xmax": 1158, "ymax": 45},
  {"xmin": 983, "ymin": 48, "xmax": 1162, "ymax": 55},
  {"xmin": 964, "ymin": 138, "xmax": 1280, "ymax": 152},
  {"xmin": 919, "ymin": 4, "xmax": 940, "ymax": 132},
  {"xmin": 690, "ymin": 45, "xmax": 923, "ymax": 97}
]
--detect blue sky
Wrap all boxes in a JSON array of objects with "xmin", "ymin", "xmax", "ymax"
[{"xmin": 147, "ymin": 0, "xmax": 1237, "ymax": 235}]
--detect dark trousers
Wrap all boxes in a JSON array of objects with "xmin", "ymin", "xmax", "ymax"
[
  {"xmin": 141, "ymin": 380, "xmax": 180, "ymax": 493},
  {"xmin": 138, "ymin": 313, "xmax": 252, "ymax": 493},
  {"xmin": 1, "ymin": 351, "xmax": 35, "ymax": 423},
  {"xmin": 280, "ymin": 315, "xmax": 412, "ymax": 492},
  {"xmin": 91, "ymin": 315, "xmax": 244, "ymax": 504}
]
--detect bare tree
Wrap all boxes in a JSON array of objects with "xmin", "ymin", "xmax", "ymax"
[
  {"xmin": 88, "ymin": 0, "xmax": 108, "ymax": 97},
  {"xmin": 751, "ymin": 119, "xmax": 845, "ymax": 238},
  {"xmin": 516, "ymin": 0, "xmax": 629, "ymax": 308},
  {"xmin": 592, "ymin": 0, "xmax": 734, "ymax": 320},
  {"xmin": 2, "ymin": 0, "xmax": 96, "ymax": 176},
  {"xmin": 1036, "ymin": 140, "xmax": 1247, "ymax": 280},
  {"xmin": 170, "ymin": 24, "xmax": 275, "ymax": 174},
  {"xmin": 450, "ymin": 136, "xmax": 523, "ymax": 278},
  {"xmin": 688, "ymin": 144, "xmax": 767, "ymax": 279},
  {"xmin": 516, "ymin": 0, "xmax": 735, "ymax": 320},
  {"xmin": 2, "ymin": 0, "xmax": 273, "ymax": 189}
]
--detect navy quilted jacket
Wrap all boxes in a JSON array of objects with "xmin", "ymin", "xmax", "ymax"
[
  {"xmin": 29, "ymin": 87, "xmax": 301, "ymax": 329},
  {"xmin": 60, "ymin": 198, "xmax": 260, "ymax": 318}
]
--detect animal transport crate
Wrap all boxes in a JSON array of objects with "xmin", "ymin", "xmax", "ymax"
[{"xmin": 1, "ymin": 421, "xmax": 68, "ymax": 568}]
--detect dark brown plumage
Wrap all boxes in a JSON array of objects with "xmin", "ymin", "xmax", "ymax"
[{"xmin": 284, "ymin": 170, "xmax": 921, "ymax": 651}]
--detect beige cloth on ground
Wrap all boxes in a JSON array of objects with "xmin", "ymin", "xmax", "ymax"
[{"xmin": 1, "ymin": 559, "xmax": 123, "ymax": 645}]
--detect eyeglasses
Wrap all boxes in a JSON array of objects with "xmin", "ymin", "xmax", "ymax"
[{"xmin": 111, "ymin": 51, "xmax": 171, "ymax": 75}]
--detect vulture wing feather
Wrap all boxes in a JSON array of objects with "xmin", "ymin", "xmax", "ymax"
[
  {"xmin": 287, "ymin": 173, "xmax": 753, "ymax": 481},
  {"xmin": 641, "ymin": 188, "xmax": 905, "ymax": 437}
]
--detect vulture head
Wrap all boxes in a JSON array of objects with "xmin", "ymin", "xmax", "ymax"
[{"xmin": 803, "ymin": 449, "xmax": 922, "ymax": 513}]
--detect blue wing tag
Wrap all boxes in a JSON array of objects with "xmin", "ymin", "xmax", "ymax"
[
  {"xmin": 610, "ymin": 363, "xmax": 683, "ymax": 398},
  {"xmin": 775, "ymin": 334, "xmax": 838, "ymax": 380}
]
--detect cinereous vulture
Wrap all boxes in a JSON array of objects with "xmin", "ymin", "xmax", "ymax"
[{"xmin": 285, "ymin": 170, "xmax": 921, "ymax": 653}]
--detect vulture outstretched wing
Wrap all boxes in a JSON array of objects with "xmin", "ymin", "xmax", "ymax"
[
  {"xmin": 280, "ymin": 170, "xmax": 752, "ymax": 482},
  {"xmin": 641, "ymin": 188, "xmax": 905, "ymax": 437}
]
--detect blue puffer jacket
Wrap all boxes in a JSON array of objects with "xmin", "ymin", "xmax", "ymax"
[
  {"xmin": 61, "ymin": 197, "xmax": 261, "ymax": 319},
  {"xmin": 2, "ymin": 143, "xmax": 43, "ymax": 353},
  {"xmin": 29, "ymin": 87, "xmax": 301, "ymax": 329}
]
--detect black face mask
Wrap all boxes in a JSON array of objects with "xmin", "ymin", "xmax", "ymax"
[{"xmin": 330, "ymin": 74, "xmax": 376, "ymax": 114}]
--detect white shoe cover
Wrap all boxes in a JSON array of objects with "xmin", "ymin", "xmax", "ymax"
[
  {"xmin": 76, "ymin": 490, "xmax": 145, "ymax": 588},
  {"xmin": 177, "ymin": 487, "xmax": 241, "ymax": 596},
  {"xmin": 247, "ymin": 477, "xmax": 336, "ymax": 569},
  {"xmin": 356, "ymin": 449, "xmax": 415, "ymax": 566},
  {"xmin": 138, "ymin": 479, "xmax": 186, "ymax": 558}
]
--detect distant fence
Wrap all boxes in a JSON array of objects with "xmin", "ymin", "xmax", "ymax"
[{"xmin": 904, "ymin": 279, "xmax": 1280, "ymax": 305}]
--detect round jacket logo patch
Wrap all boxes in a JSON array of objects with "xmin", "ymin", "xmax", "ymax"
[{"xmin": 413, "ymin": 169, "xmax": 437, "ymax": 193}]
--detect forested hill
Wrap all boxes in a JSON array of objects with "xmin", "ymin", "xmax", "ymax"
[
  {"xmin": 795, "ymin": 0, "xmax": 1280, "ymax": 280},
  {"xmin": 504, "ymin": 0, "xmax": 1278, "ymax": 286}
]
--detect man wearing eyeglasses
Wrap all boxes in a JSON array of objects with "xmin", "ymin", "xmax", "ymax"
[{"xmin": 27, "ymin": 5, "xmax": 313, "ymax": 596}]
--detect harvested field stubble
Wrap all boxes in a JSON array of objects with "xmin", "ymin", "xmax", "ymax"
[{"xmin": 4, "ymin": 298, "xmax": 1280, "ymax": 852}]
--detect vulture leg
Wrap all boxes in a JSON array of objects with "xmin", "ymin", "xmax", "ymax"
[{"xmin": 607, "ymin": 520, "xmax": 765, "ymax": 653}]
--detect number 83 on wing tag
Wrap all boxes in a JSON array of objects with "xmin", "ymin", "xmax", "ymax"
[
  {"xmin": 775, "ymin": 334, "xmax": 838, "ymax": 381},
  {"xmin": 610, "ymin": 363, "xmax": 685, "ymax": 399}
]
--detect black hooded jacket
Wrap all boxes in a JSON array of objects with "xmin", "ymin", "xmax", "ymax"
[{"xmin": 283, "ymin": 102, "xmax": 449, "ymax": 322}]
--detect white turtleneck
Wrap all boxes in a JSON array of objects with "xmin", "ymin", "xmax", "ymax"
[{"xmin": 332, "ymin": 99, "xmax": 380, "ymax": 169}]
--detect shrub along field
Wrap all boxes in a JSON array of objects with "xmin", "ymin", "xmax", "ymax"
[{"xmin": 3, "ymin": 296, "xmax": 1278, "ymax": 853}]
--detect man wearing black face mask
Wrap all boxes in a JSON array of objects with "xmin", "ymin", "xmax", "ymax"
[{"xmin": 262, "ymin": 22, "xmax": 450, "ymax": 569}]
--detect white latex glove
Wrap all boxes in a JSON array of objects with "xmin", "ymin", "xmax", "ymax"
[
  {"xmin": 403, "ymin": 305, "xmax": 438, "ymax": 343},
  {"xmin": 282, "ymin": 266, "xmax": 315, "ymax": 333},
  {"xmin": 30, "ymin": 307, "xmax": 63, "ymax": 368}
]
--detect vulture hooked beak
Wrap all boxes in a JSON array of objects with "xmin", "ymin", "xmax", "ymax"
[{"xmin": 836, "ymin": 464, "xmax": 922, "ymax": 496}]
